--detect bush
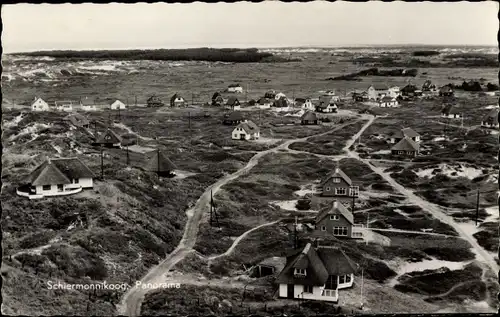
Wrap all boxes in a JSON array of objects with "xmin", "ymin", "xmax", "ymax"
[
  {"xmin": 19, "ymin": 230, "xmax": 57, "ymax": 249},
  {"xmin": 296, "ymin": 198, "xmax": 311, "ymax": 210}
]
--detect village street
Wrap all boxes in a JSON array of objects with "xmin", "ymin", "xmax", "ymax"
[{"xmin": 118, "ymin": 114, "xmax": 367, "ymax": 316}]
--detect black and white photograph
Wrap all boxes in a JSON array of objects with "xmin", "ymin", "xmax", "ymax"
[{"xmin": 1, "ymin": 1, "xmax": 499, "ymax": 315}]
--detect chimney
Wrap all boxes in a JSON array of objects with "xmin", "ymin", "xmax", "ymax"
[
  {"xmin": 47, "ymin": 158, "xmax": 51, "ymax": 164},
  {"xmin": 333, "ymin": 201, "xmax": 338, "ymax": 208},
  {"xmin": 334, "ymin": 167, "xmax": 339, "ymax": 173}
]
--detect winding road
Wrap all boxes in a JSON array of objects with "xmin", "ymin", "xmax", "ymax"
[{"xmin": 118, "ymin": 116, "xmax": 365, "ymax": 316}]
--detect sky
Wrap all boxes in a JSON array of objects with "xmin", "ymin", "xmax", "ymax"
[{"xmin": 2, "ymin": 1, "xmax": 498, "ymax": 53}]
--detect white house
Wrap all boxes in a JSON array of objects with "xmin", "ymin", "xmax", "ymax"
[
  {"xmin": 31, "ymin": 97, "xmax": 50, "ymax": 112},
  {"xmin": 16, "ymin": 157, "xmax": 94, "ymax": 199},
  {"xmin": 316, "ymin": 102, "xmax": 338, "ymax": 113},
  {"xmin": 389, "ymin": 127, "xmax": 421, "ymax": 144},
  {"xmin": 276, "ymin": 243, "xmax": 358, "ymax": 303},
  {"xmin": 232, "ymin": 120, "xmax": 260, "ymax": 140},
  {"xmin": 227, "ymin": 84, "xmax": 243, "ymax": 93},
  {"xmin": 388, "ymin": 86, "xmax": 401, "ymax": 98},
  {"xmin": 378, "ymin": 96, "xmax": 399, "ymax": 108},
  {"xmin": 295, "ymin": 98, "xmax": 315, "ymax": 111},
  {"xmin": 81, "ymin": 104, "xmax": 98, "ymax": 111},
  {"xmin": 257, "ymin": 97, "xmax": 272, "ymax": 109},
  {"xmin": 367, "ymin": 85, "xmax": 388, "ymax": 100},
  {"xmin": 110, "ymin": 100, "xmax": 126, "ymax": 110},
  {"xmin": 54, "ymin": 101, "xmax": 73, "ymax": 112}
]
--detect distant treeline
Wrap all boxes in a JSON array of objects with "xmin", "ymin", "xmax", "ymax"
[
  {"xmin": 16, "ymin": 48, "xmax": 295, "ymax": 63},
  {"xmin": 449, "ymin": 80, "xmax": 499, "ymax": 92},
  {"xmin": 353, "ymin": 53, "xmax": 498, "ymax": 68},
  {"xmin": 326, "ymin": 67, "xmax": 418, "ymax": 81},
  {"xmin": 412, "ymin": 50, "xmax": 440, "ymax": 57}
]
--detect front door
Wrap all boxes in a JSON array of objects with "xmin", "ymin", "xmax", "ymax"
[
  {"xmin": 287, "ymin": 284, "xmax": 294, "ymax": 299},
  {"xmin": 240, "ymin": 134, "xmax": 245, "ymax": 140}
]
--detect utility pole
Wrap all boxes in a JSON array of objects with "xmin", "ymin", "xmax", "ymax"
[
  {"xmin": 126, "ymin": 144, "xmax": 130, "ymax": 165},
  {"xmin": 118, "ymin": 104, "xmax": 121, "ymax": 121},
  {"xmin": 294, "ymin": 216, "xmax": 299, "ymax": 249},
  {"xmin": 191, "ymin": 93, "xmax": 194, "ymax": 106},
  {"xmin": 210, "ymin": 190, "xmax": 213, "ymax": 227},
  {"xmin": 351, "ymin": 187, "xmax": 356, "ymax": 212},
  {"xmin": 360, "ymin": 268, "xmax": 364, "ymax": 310},
  {"xmin": 100, "ymin": 147, "xmax": 104, "ymax": 180},
  {"xmin": 94, "ymin": 121, "xmax": 98, "ymax": 141},
  {"xmin": 246, "ymin": 84, "xmax": 248, "ymax": 103},
  {"xmin": 476, "ymin": 189, "xmax": 480, "ymax": 226}
]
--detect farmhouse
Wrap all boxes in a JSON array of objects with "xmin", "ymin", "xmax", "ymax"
[
  {"xmin": 320, "ymin": 167, "xmax": 358, "ymax": 197},
  {"xmin": 16, "ymin": 157, "xmax": 94, "ymax": 199},
  {"xmin": 227, "ymin": 84, "xmax": 243, "ymax": 93},
  {"xmin": 170, "ymin": 94, "xmax": 186, "ymax": 107},
  {"xmin": 276, "ymin": 243, "xmax": 358, "ymax": 302},
  {"xmin": 439, "ymin": 85, "xmax": 454, "ymax": 97},
  {"xmin": 79, "ymin": 97, "xmax": 95, "ymax": 109},
  {"xmin": 314, "ymin": 200, "xmax": 363, "ymax": 239},
  {"xmin": 295, "ymin": 98, "xmax": 315, "ymax": 111},
  {"xmin": 63, "ymin": 113, "xmax": 90, "ymax": 128},
  {"xmin": 232, "ymin": 120, "xmax": 260, "ymax": 140},
  {"xmin": 389, "ymin": 127, "xmax": 421, "ymax": 144},
  {"xmin": 110, "ymin": 99, "xmax": 126, "ymax": 110},
  {"xmin": 387, "ymin": 86, "xmax": 401, "ymax": 98},
  {"xmin": 422, "ymin": 80, "xmax": 436, "ymax": 92},
  {"xmin": 367, "ymin": 85, "xmax": 388, "ymax": 100},
  {"xmin": 391, "ymin": 136, "xmax": 420, "ymax": 157},
  {"xmin": 401, "ymin": 84, "xmax": 421, "ymax": 97},
  {"xmin": 316, "ymin": 102, "xmax": 338, "ymax": 113},
  {"xmin": 226, "ymin": 96, "xmax": 241, "ymax": 110},
  {"xmin": 147, "ymin": 95, "xmax": 164, "ymax": 107},
  {"xmin": 352, "ymin": 91, "xmax": 368, "ymax": 102},
  {"xmin": 301, "ymin": 111, "xmax": 319, "ymax": 125},
  {"xmin": 264, "ymin": 90, "xmax": 277, "ymax": 99},
  {"xmin": 223, "ymin": 111, "xmax": 245, "ymax": 125},
  {"xmin": 377, "ymin": 96, "xmax": 399, "ymax": 108},
  {"xmin": 95, "ymin": 129, "xmax": 122, "ymax": 148},
  {"xmin": 54, "ymin": 101, "xmax": 73, "ymax": 112},
  {"xmin": 144, "ymin": 150, "xmax": 176, "ymax": 177},
  {"xmin": 257, "ymin": 97, "xmax": 272, "ymax": 108},
  {"xmin": 273, "ymin": 96, "xmax": 289, "ymax": 108},
  {"xmin": 31, "ymin": 97, "xmax": 50, "ymax": 111},
  {"xmin": 212, "ymin": 92, "xmax": 225, "ymax": 106},
  {"xmin": 481, "ymin": 108, "xmax": 500, "ymax": 128},
  {"xmin": 441, "ymin": 104, "xmax": 462, "ymax": 119}
]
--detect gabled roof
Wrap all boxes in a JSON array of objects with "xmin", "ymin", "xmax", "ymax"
[
  {"xmin": 391, "ymin": 136, "xmax": 420, "ymax": 152},
  {"xmin": 316, "ymin": 102, "xmax": 337, "ymax": 109},
  {"xmin": 228, "ymin": 83, "xmax": 241, "ymax": 88},
  {"xmin": 224, "ymin": 111, "xmax": 244, "ymax": 122},
  {"xmin": 370, "ymin": 84, "xmax": 389, "ymax": 91},
  {"xmin": 316, "ymin": 247, "xmax": 358, "ymax": 275},
  {"xmin": 315, "ymin": 200, "xmax": 354, "ymax": 225},
  {"xmin": 295, "ymin": 98, "xmax": 308, "ymax": 103},
  {"xmin": 258, "ymin": 97, "xmax": 270, "ymax": 104},
  {"xmin": 64, "ymin": 113, "xmax": 90, "ymax": 127},
  {"xmin": 31, "ymin": 97, "xmax": 47, "ymax": 106},
  {"xmin": 441, "ymin": 104, "xmax": 459, "ymax": 114},
  {"xmin": 235, "ymin": 120, "xmax": 260, "ymax": 134},
  {"xmin": 171, "ymin": 93, "xmax": 184, "ymax": 102},
  {"xmin": 401, "ymin": 127, "xmax": 420, "ymax": 138},
  {"xmin": 111, "ymin": 100, "xmax": 126, "ymax": 107},
  {"xmin": 226, "ymin": 96, "xmax": 240, "ymax": 106},
  {"xmin": 401, "ymin": 84, "xmax": 418, "ymax": 92},
  {"xmin": 301, "ymin": 111, "xmax": 318, "ymax": 121},
  {"xmin": 440, "ymin": 85, "xmax": 453, "ymax": 92},
  {"xmin": 320, "ymin": 167, "xmax": 352, "ymax": 186},
  {"xmin": 380, "ymin": 96, "xmax": 396, "ymax": 102},
  {"xmin": 147, "ymin": 95, "xmax": 163, "ymax": 104},
  {"xmin": 80, "ymin": 98, "xmax": 94, "ymax": 106},
  {"xmin": 27, "ymin": 157, "xmax": 95, "ymax": 186},
  {"xmin": 144, "ymin": 150, "xmax": 176, "ymax": 173},
  {"xmin": 96, "ymin": 129, "xmax": 122, "ymax": 144},
  {"xmin": 275, "ymin": 243, "xmax": 329, "ymax": 286}
]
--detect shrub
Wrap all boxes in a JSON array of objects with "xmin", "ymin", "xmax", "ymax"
[{"xmin": 296, "ymin": 198, "xmax": 311, "ymax": 211}]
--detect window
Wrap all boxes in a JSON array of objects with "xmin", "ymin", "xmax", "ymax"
[
  {"xmin": 345, "ymin": 274, "xmax": 351, "ymax": 283},
  {"xmin": 304, "ymin": 285, "xmax": 313, "ymax": 294},
  {"xmin": 57, "ymin": 184, "xmax": 64, "ymax": 192},
  {"xmin": 333, "ymin": 227, "xmax": 348, "ymax": 236},
  {"xmin": 42, "ymin": 185, "xmax": 51, "ymax": 191},
  {"xmin": 294, "ymin": 268, "xmax": 306, "ymax": 276},
  {"xmin": 335, "ymin": 188, "xmax": 347, "ymax": 195},
  {"xmin": 74, "ymin": 179, "xmax": 79, "ymax": 184},
  {"xmin": 321, "ymin": 226, "xmax": 326, "ymax": 231},
  {"xmin": 325, "ymin": 186, "xmax": 331, "ymax": 191},
  {"xmin": 105, "ymin": 135, "xmax": 111, "ymax": 140},
  {"xmin": 332, "ymin": 178, "xmax": 341, "ymax": 183},
  {"xmin": 322, "ymin": 289, "xmax": 335, "ymax": 297},
  {"xmin": 330, "ymin": 215, "xmax": 339, "ymax": 220},
  {"xmin": 339, "ymin": 275, "xmax": 345, "ymax": 284},
  {"xmin": 349, "ymin": 186, "xmax": 359, "ymax": 197}
]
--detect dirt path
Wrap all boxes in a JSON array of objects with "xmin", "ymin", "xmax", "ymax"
[
  {"xmin": 344, "ymin": 125, "xmax": 499, "ymax": 276},
  {"xmin": 370, "ymin": 227, "xmax": 458, "ymax": 238},
  {"xmin": 118, "ymin": 115, "xmax": 364, "ymax": 316}
]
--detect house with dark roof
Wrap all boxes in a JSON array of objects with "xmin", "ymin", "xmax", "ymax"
[
  {"xmin": 232, "ymin": 120, "xmax": 260, "ymax": 140},
  {"xmin": 378, "ymin": 96, "xmax": 399, "ymax": 108},
  {"xmin": 352, "ymin": 91, "xmax": 368, "ymax": 102},
  {"xmin": 264, "ymin": 90, "xmax": 277, "ymax": 99},
  {"xmin": 295, "ymin": 98, "xmax": 315, "ymax": 111},
  {"xmin": 439, "ymin": 85, "xmax": 454, "ymax": 97},
  {"xmin": 320, "ymin": 167, "xmax": 358, "ymax": 197},
  {"xmin": 143, "ymin": 150, "xmax": 176, "ymax": 177},
  {"xmin": 301, "ymin": 111, "xmax": 319, "ymax": 125},
  {"xmin": 273, "ymin": 96, "xmax": 288, "ymax": 108},
  {"xmin": 212, "ymin": 92, "xmax": 224, "ymax": 106},
  {"xmin": 147, "ymin": 95, "xmax": 164, "ymax": 107},
  {"xmin": 441, "ymin": 104, "xmax": 461, "ymax": 119},
  {"xmin": 401, "ymin": 84, "xmax": 421, "ymax": 97},
  {"xmin": 226, "ymin": 96, "xmax": 241, "ymax": 110},
  {"xmin": 314, "ymin": 200, "xmax": 363, "ymax": 239},
  {"xmin": 223, "ymin": 111, "xmax": 245, "ymax": 125},
  {"xmin": 63, "ymin": 113, "xmax": 90, "ymax": 128},
  {"xmin": 316, "ymin": 102, "xmax": 338, "ymax": 113},
  {"xmin": 422, "ymin": 80, "xmax": 436, "ymax": 92},
  {"xmin": 17, "ymin": 157, "xmax": 95, "ymax": 199},
  {"xmin": 276, "ymin": 243, "xmax": 358, "ymax": 302},
  {"xmin": 170, "ymin": 94, "xmax": 186, "ymax": 107},
  {"xmin": 389, "ymin": 127, "xmax": 421, "ymax": 144},
  {"xmin": 257, "ymin": 97, "xmax": 272, "ymax": 109},
  {"xmin": 54, "ymin": 100, "xmax": 74, "ymax": 112},
  {"xmin": 367, "ymin": 85, "xmax": 389, "ymax": 100},
  {"xmin": 391, "ymin": 136, "xmax": 420, "ymax": 157},
  {"xmin": 95, "ymin": 129, "xmax": 122, "ymax": 148},
  {"xmin": 481, "ymin": 108, "xmax": 499, "ymax": 128}
]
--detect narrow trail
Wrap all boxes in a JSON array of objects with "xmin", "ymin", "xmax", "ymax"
[
  {"xmin": 369, "ymin": 227, "xmax": 458, "ymax": 238},
  {"xmin": 118, "ymin": 114, "xmax": 364, "ymax": 316}
]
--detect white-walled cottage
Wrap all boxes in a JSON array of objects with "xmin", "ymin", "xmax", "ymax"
[
  {"xmin": 31, "ymin": 97, "xmax": 50, "ymax": 111},
  {"xmin": 232, "ymin": 120, "xmax": 260, "ymax": 140},
  {"xmin": 110, "ymin": 99, "xmax": 126, "ymax": 110}
]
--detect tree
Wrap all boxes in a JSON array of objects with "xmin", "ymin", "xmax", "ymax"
[{"xmin": 296, "ymin": 198, "xmax": 311, "ymax": 211}]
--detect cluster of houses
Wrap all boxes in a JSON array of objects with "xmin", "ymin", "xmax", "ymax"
[{"xmin": 31, "ymin": 97, "xmax": 127, "ymax": 112}]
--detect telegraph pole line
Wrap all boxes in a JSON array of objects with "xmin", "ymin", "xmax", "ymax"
[{"xmin": 475, "ymin": 189, "xmax": 480, "ymax": 226}]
